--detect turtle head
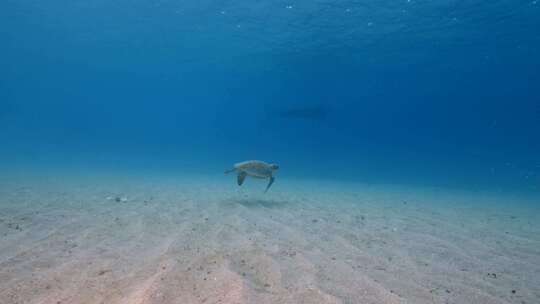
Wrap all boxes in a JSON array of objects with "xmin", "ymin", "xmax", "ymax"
[{"xmin": 270, "ymin": 163, "xmax": 279, "ymax": 170}]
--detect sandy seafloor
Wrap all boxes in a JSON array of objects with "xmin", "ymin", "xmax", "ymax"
[{"xmin": 1, "ymin": 170, "xmax": 539, "ymax": 304}]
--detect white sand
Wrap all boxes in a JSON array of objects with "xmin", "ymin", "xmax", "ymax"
[{"xmin": 0, "ymin": 171, "xmax": 539, "ymax": 304}]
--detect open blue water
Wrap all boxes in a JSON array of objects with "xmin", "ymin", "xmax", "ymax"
[{"xmin": 1, "ymin": 0, "xmax": 539, "ymax": 194}]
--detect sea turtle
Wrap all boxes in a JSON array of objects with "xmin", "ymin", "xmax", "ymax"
[{"xmin": 225, "ymin": 160, "xmax": 279, "ymax": 192}]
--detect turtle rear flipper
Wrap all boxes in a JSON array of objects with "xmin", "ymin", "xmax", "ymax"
[
  {"xmin": 237, "ymin": 172, "xmax": 247, "ymax": 186},
  {"xmin": 264, "ymin": 176, "xmax": 275, "ymax": 193}
]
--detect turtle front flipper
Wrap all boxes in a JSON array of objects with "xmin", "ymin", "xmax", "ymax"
[
  {"xmin": 264, "ymin": 176, "xmax": 275, "ymax": 193},
  {"xmin": 237, "ymin": 172, "xmax": 247, "ymax": 186}
]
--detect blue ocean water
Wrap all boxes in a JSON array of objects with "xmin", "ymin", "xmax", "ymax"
[{"xmin": 1, "ymin": 0, "xmax": 539, "ymax": 194}]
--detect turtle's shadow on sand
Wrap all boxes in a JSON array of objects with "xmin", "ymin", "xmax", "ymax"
[{"xmin": 227, "ymin": 198, "xmax": 288, "ymax": 209}]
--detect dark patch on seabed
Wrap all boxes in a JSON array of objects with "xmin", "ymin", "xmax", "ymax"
[{"xmin": 226, "ymin": 198, "xmax": 289, "ymax": 209}]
